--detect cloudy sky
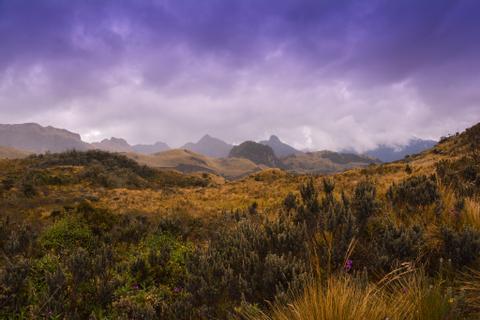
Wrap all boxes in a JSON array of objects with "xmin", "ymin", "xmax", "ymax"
[{"xmin": 0, "ymin": 0, "xmax": 479, "ymax": 151}]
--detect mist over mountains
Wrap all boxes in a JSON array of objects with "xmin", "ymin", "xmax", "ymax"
[{"xmin": 0, "ymin": 123, "xmax": 438, "ymax": 175}]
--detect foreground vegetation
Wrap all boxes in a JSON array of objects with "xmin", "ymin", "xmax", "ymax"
[{"xmin": 0, "ymin": 123, "xmax": 479, "ymax": 319}]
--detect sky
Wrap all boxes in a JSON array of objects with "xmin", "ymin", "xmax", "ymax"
[{"xmin": 0, "ymin": 0, "xmax": 479, "ymax": 151}]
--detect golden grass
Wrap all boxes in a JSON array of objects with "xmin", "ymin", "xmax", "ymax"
[
  {"xmin": 464, "ymin": 198, "xmax": 480, "ymax": 230},
  {"xmin": 245, "ymin": 267, "xmax": 456, "ymax": 320},
  {"xmin": 125, "ymin": 149, "xmax": 262, "ymax": 179}
]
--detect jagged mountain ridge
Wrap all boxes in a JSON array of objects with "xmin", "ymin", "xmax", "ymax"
[
  {"xmin": 0, "ymin": 123, "xmax": 171, "ymax": 155},
  {"xmin": 259, "ymin": 135, "xmax": 301, "ymax": 158}
]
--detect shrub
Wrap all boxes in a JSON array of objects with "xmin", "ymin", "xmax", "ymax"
[
  {"xmin": 352, "ymin": 181, "xmax": 379, "ymax": 229},
  {"xmin": 387, "ymin": 175, "xmax": 439, "ymax": 209},
  {"xmin": 40, "ymin": 216, "xmax": 95, "ymax": 252},
  {"xmin": 439, "ymin": 226, "xmax": 480, "ymax": 268},
  {"xmin": 371, "ymin": 222, "xmax": 424, "ymax": 271}
]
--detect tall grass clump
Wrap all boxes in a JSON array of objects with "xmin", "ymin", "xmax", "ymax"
[{"xmin": 244, "ymin": 266, "xmax": 459, "ymax": 320}]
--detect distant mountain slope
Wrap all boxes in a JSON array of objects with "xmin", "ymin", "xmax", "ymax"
[
  {"xmin": 91, "ymin": 138, "xmax": 170, "ymax": 154},
  {"xmin": 182, "ymin": 135, "xmax": 233, "ymax": 158},
  {"xmin": 259, "ymin": 135, "xmax": 302, "ymax": 157},
  {"xmin": 0, "ymin": 123, "xmax": 90, "ymax": 153},
  {"xmin": 91, "ymin": 137, "xmax": 132, "ymax": 152},
  {"xmin": 283, "ymin": 151, "xmax": 380, "ymax": 174},
  {"xmin": 229, "ymin": 141, "xmax": 285, "ymax": 168},
  {"xmin": 0, "ymin": 146, "xmax": 31, "ymax": 159},
  {"xmin": 127, "ymin": 149, "xmax": 262, "ymax": 179},
  {"xmin": 132, "ymin": 142, "xmax": 170, "ymax": 154},
  {"xmin": 365, "ymin": 138, "xmax": 437, "ymax": 162}
]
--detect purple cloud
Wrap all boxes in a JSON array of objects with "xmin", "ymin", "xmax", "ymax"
[{"xmin": 0, "ymin": 0, "xmax": 479, "ymax": 150}]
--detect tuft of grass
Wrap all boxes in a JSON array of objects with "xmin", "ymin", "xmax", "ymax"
[
  {"xmin": 244, "ymin": 266, "xmax": 457, "ymax": 320},
  {"xmin": 464, "ymin": 199, "xmax": 480, "ymax": 230}
]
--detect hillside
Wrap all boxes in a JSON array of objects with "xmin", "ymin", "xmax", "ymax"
[
  {"xmin": 229, "ymin": 141, "xmax": 285, "ymax": 168},
  {"xmin": 0, "ymin": 146, "xmax": 30, "ymax": 159},
  {"xmin": 127, "ymin": 148, "xmax": 262, "ymax": 179},
  {"xmin": 283, "ymin": 150, "xmax": 380, "ymax": 174}
]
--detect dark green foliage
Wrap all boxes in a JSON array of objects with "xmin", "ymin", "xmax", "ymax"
[
  {"xmin": 439, "ymin": 227, "xmax": 480, "ymax": 268},
  {"xmin": 283, "ymin": 192, "xmax": 297, "ymax": 210},
  {"xmin": 185, "ymin": 210, "xmax": 309, "ymax": 318},
  {"xmin": 387, "ymin": 175, "xmax": 440, "ymax": 209},
  {"xmin": 28, "ymin": 150, "xmax": 156, "ymax": 178},
  {"xmin": 297, "ymin": 178, "xmax": 320, "ymax": 230},
  {"xmin": 371, "ymin": 222, "xmax": 424, "ymax": 271},
  {"xmin": 352, "ymin": 181, "xmax": 379, "ymax": 228}
]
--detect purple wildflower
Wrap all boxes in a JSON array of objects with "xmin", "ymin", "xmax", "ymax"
[
  {"xmin": 132, "ymin": 283, "xmax": 140, "ymax": 290},
  {"xmin": 174, "ymin": 286, "xmax": 182, "ymax": 293},
  {"xmin": 344, "ymin": 259, "xmax": 353, "ymax": 272}
]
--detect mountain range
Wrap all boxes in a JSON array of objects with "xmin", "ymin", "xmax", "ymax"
[
  {"xmin": 364, "ymin": 138, "xmax": 437, "ymax": 162},
  {"xmin": 0, "ymin": 122, "xmax": 438, "ymax": 177},
  {"xmin": 91, "ymin": 137, "xmax": 170, "ymax": 154}
]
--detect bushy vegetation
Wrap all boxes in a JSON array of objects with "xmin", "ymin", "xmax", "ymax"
[
  {"xmin": 2, "ymin": 171, "xmax": 479, "ymax": 319},
  {"xmin": 1, "ymin": 124, "xmax": 480, "ymax": 319},
  {"xmin": 0, "ymin": 151, "xmax": 210, "ymax": 196}
]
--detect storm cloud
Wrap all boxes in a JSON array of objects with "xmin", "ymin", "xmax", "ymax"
[{"xmin": 0, "ymin": 0, "xmax": 479, "ymax": 150}]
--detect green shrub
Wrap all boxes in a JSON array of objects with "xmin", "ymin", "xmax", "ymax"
[
  {"xmin": 387, "ymin": 175, "xmax": 439, "ymax": 209},
  {"xmin": 40, "ymin": 217, "xmax": 94, "ymax": 252}
]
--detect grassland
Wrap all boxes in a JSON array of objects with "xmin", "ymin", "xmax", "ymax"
[{"xmin": 0, "ymin": 124, "xmax": 479, "ymax": 319}]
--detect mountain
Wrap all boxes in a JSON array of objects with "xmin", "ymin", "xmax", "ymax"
[
  {"xmin": 229, "ymin": 141, "xmax": 285, "ymax": 168},
  {"xmin": 283, "ymin": 150, "xmax": 380, "ymax": 174},
  {"xmin": 259, "ymin": 135, "xmax": 302, "ymax": 157},
  {"xmin": 127, "ymin": 149, "xmax": 262, "ymax": 179},
  {"xmin": 132, "ymin": 142, "xmax": 170, "ymax": 154},
  {"xmin": 91, "ymin": 137, "xmax": 132, "ymax": 152},
  {"xmin": 91, "ymin": 138, "xmax": 170, "ymax": 154},
  {"xmin": 0, "ymin": 146, "xmax": 31, "ymax": 159},
  {"xmin": 0, "ymin": 123, "xmax": 90, "ymax": 153},
  {"xmin": 182, "ymin": 135, "xmax": 233, "ymax": 158},
  {"xmin": 365, "ymin": 138, "xmax": 437, "ymax": 162}
]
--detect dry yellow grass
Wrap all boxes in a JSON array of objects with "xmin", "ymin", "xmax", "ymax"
[
  {"xmin": 245, "ymin": 267, "xmax": 455, "ymax": 320},
  {"xmin": 125, "ymin": 149, "xmax": 262, "ymax": 179}
]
